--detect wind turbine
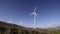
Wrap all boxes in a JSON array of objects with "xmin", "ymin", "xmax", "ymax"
[{"xmin": 31, "ymin": 6, "xmax": 37, "ymax": 30}]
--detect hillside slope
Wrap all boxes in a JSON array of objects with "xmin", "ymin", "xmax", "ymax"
[{"xmin": 0, "ymin": 21, "xmax": 47, "ymax": 34}]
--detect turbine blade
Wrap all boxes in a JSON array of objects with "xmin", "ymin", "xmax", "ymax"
[
  {"xmin": 30, "ymin": 6, "xmax": 37, "ymax": 17},
  {"xmin": 34, "ymin": 5, "xmax": 37, "ymax": 11},
  {"xmin": 30, "ymin": 11, "xmax": 34, "ymax": 15},
  {"xmin": 30, "ymin": 11, "xmax": 37, "ymax": 17}
]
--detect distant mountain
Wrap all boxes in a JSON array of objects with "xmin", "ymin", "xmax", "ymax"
[{"xmin": 47, "ymin": 26, "xmax": 60, "ymax": 30}]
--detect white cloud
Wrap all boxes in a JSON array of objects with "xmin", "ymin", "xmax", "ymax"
[
  {"xmin": 7, "ymin": 21, "xmax": 12, "ymax": 23},
  {"xmin": 19, "ymin": 21, "xmax": 24, "ymax": 25},
  {"xmin": 48, "ymin": 22, "xmax": 60, "ymax": 27}
]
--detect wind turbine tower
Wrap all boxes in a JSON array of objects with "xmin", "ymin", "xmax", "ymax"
[{"xmin": 31, "ymin": 6, "xmax": 37, "ymax": 30}]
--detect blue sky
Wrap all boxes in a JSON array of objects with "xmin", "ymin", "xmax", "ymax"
[{"xmin": 0, "ymin": 0, "xmax": 60, "ymax": 28}]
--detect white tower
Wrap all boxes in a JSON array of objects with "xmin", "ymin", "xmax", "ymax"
[{"xmin": 31, "ymin": 6, "xmax": 37, "ymax": 30}]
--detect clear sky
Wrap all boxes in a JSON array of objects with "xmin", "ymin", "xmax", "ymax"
[{"xmin": 0, "ymin": 0, "xmax": 60, "ymax": 28}]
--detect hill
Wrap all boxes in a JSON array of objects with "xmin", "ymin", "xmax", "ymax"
[
  {"xmin": 0, "ymin": 21, "xmax": 60, "ymax": 34},
  {"xmin": 0, "ymin": 21, "xmax": 47, "ymax": 34}
]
